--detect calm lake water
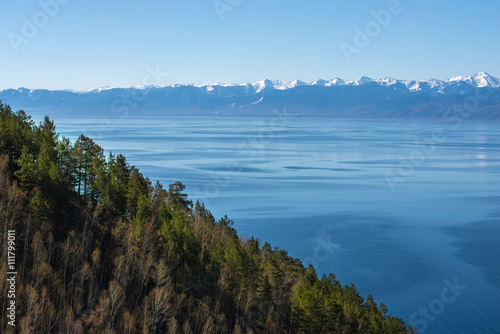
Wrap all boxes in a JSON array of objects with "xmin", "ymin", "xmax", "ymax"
[{"xmin": 43, "ymin": 114, "xmax": 500, "ymax": 333}]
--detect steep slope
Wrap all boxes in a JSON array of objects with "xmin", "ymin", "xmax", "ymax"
[{"xmin": 0, "ymin": 103, "xmax": 414, "ymax": 333}]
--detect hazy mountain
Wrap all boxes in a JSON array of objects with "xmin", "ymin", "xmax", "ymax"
[{"xmin": 1, "ymin": 72, "xmax": 499, "ymax": 120}]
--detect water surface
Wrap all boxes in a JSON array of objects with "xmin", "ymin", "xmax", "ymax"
[{"xmin": 44, "ymin": 115, "xmax": 500, "ymax": 333}]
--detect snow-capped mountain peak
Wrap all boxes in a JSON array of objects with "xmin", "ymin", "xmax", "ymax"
[
  {"xmin": 375, "ymin": 77, "xmax": 398, "ymax": 87},
  {"xmin": 471, "ymin": 71, "xmax": 498, "ymax": 87},
  {"xmin": 4, "ymin": 72, "xmax": 499, "ymax": 97},
  {"xmin": 100, "ymin": 72, "xmax": 498, "ymax": 92},
  {"xmin": 2, "ymin": 72, "xmax": 499, "ymax": 121},
  {"xmin": 251, "ymin": 79, "xmax": 275, "ymax": 93},
  {"xmin": 447, "ymin": 72, "xmax": 499, "ymax": 88},
  {"xmin": 272, "ymin": 79, "xmax": 306, "ymax": 90},
  {"xmin": 328, "ymin": 78, "xmax": 348, "ymax": 86},
  {"xmin": 354, "ymin": 76, "xmax": 373, "ymax": 85}
]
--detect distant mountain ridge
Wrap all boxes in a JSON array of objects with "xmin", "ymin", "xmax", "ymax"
[{"xmin": 1, "ymin": 72, "xmax": 500, "ymax": 120}]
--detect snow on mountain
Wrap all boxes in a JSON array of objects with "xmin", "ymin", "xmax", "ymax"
[
  {"xmin": 401, "ymin": 78, "xmax": 445, "ymax": 92},
  {"xmin": 75, "ymin": 72, "xmax": 495, "ymax": 93},
  {"xmin": 272, "ymin": 79, "xmax": 306, "ymax": 90},
  {"xmin": 374, "ymin": 78, "xmax": 398, "ymax": 87},
  {"xmin": 447, "ymin": 71, "xmax": 500, "ymax": 88},
  {"xmin": 354, "ymin": 76, "xmax": 373, "ymax": 86},
  {"xmin": 250, "ymin": 79, "xmax": 275, "ymax": 93},
  {"xmin": 472, "ymin": 73, "xmax": 494, "ymax": 88},
  {"xmin": 327, "ymin": 78, "xmax": 348, "ymax": 86},
  {"xmin": 7, "ymin": 73, "xmax": 498, "ymax": 96},
  {"xmin": 312, "ymin": 79, "xmax": 328, "ymax": 86},
  {"xmin": 2, "ymin": 72, "xmax": 499, "ymax": 121},
  {"xmin": 403, "ymin": 80, "xmax": 422, "ymax": 92},
  {"xmin": 251, "ymin": 97, "xmax": 264, "ymax": 105},
  {"xmin": 475, "ymin": 72, "xmax": 500, "ymax": 87}
]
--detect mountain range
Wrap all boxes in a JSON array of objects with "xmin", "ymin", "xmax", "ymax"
[{"xmin": 1, "ymin": 72, "xmax": 499, "ymax": 120}]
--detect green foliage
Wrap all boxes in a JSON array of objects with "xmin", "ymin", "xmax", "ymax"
[
  {"xmin": 29, "ymin": 188, "xmax": 51, "ymax": 228},
  {"xmin": 0, "ymin": 103, "xmax": 413, "ymax": 333},
  {"xmin": 14, "ymin": 145, "xmax": 36, "ymax": 189},
  {"xmin": 159, "ymin": 206, "xmax": 199, "ymax": 266},
  {"xmin": 167, "ymin": 181, "xmax": 191, "ymax": 210},
  {"xmin": 0, "ymin": 103, "xmax": 35, "ymax": 168}
]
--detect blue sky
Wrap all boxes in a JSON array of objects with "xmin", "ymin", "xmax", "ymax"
[{"xmin": 1, "ymin": 0, "xmax": 499, "ymax": 90}]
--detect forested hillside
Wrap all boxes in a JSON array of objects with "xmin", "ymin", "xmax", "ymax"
[{"xmin": 0, "ymin": 101, "xmax": 413, "ymax": 333}]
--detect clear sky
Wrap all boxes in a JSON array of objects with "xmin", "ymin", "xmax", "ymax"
[{"xmin": 1, "ymin": 0, "xmax": 499, "ymax": 90}]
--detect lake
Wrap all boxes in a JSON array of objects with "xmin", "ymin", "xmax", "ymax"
[{"xmin": 43, "ymin": 113, "xmax": 500, "ymax": 333}]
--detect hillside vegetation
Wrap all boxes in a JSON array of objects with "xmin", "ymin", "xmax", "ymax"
[{"xmin": 0, "ymin": 101, "xmax": 413, "ymax": 333}]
